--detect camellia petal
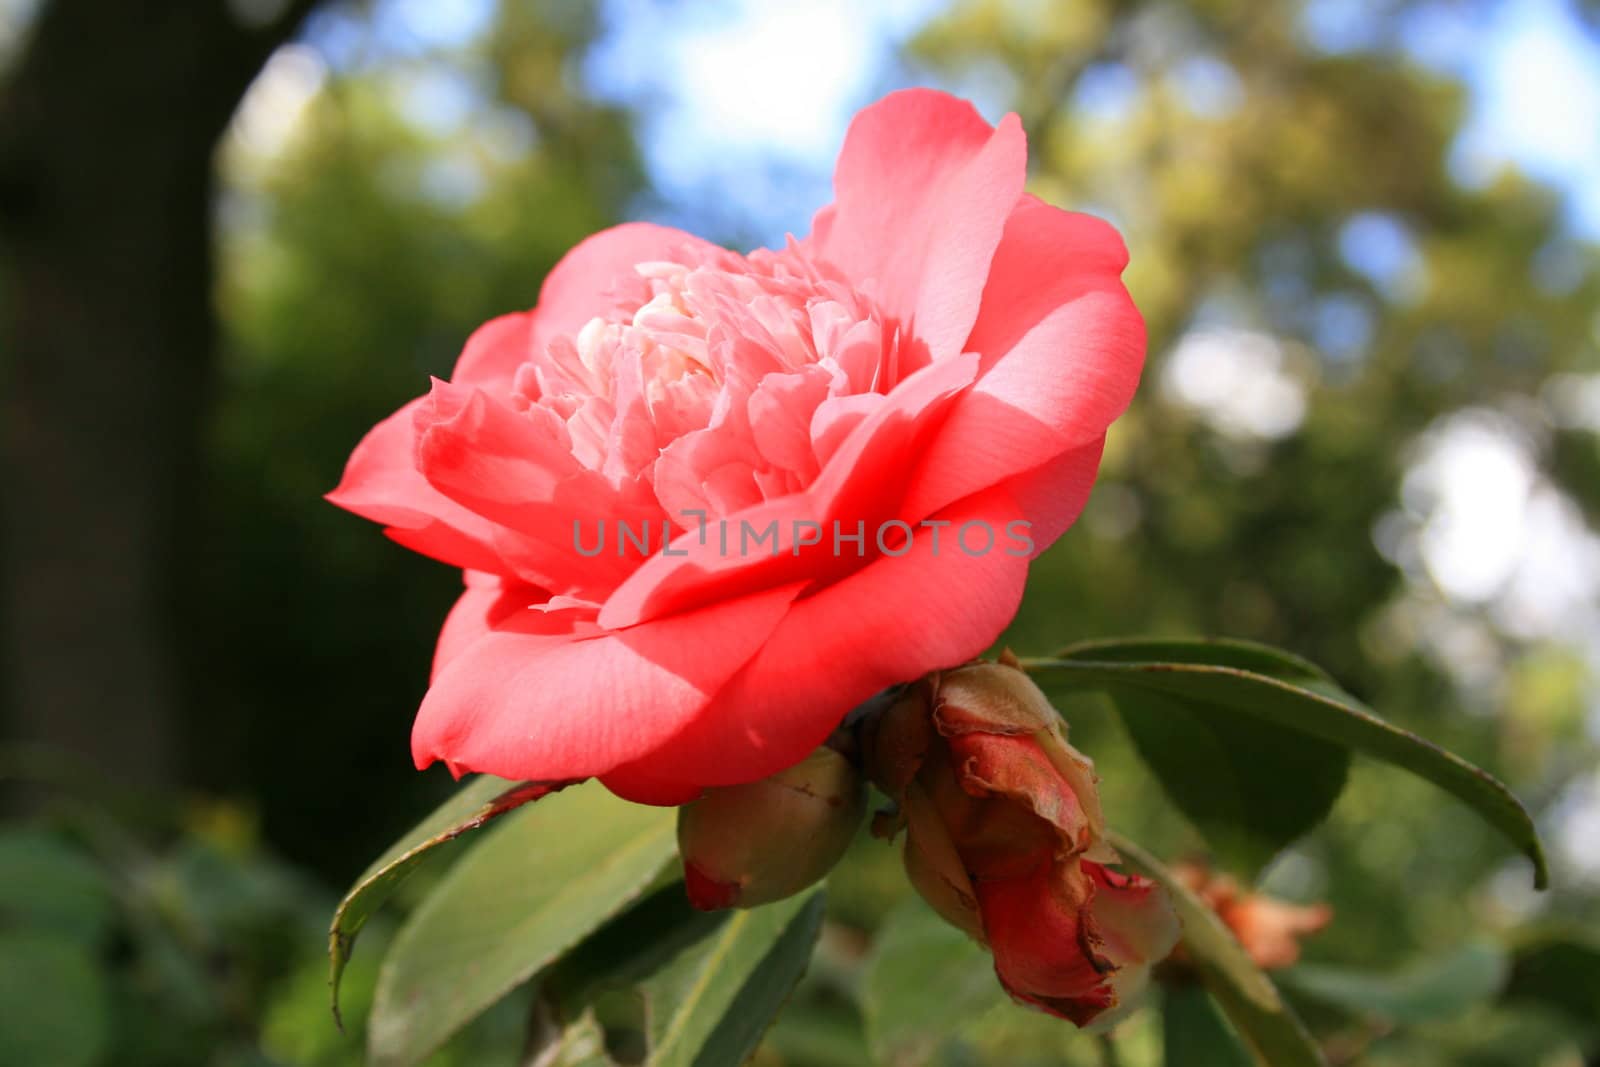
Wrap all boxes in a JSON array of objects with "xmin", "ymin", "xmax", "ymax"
[
  {"xmin": 900, "ymin": 196, "xmax": 1144, "ymax": 528},
  {"xmin": 606, "ymin": 486, "xmax": 1030, "ymax": 791},
  {"xmin": 449, "ymin": 311, "xmax": 536, "ymax": 392},
  {"xmin": 325, "ymin": 397, "xmax": 505, "ymax": 574},
  {"xmin": 412, "ymin": 379, "xmax": 651, "ymax": 597},
  {"xmin": 528, "ymin": 221, "xmax": 722, "ymax": 346},
  {"xmin": 998, "ymin": 437, "xmax": 1106, "ymax": 559},
  {"xmin": 816, "ymin": 88, "xmax": 1027, "ymax": 366},
  {"xmin": 1086, "ymin": 863, "xmax": 1183, "ymax": 998},
  {"xmin": 595, "ymin": 352, "xmax": 980, "ymax": 630},
  {"xmin": 901, "ymin": 784, "xmax": 986, "ymax": 940},
  {"xmin": 411, "ymin": 581, "xmax": 804, "ymax": 782},
  {"xmin": 430, "ymin": 572, "xmax": 545, "ymax": 681},
  {"xmin": 977, "ymin": 856, "xmax": 1116, "ymax": 1026}
]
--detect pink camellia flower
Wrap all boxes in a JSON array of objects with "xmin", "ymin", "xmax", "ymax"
[{"xmin": 328, "ymin": 89, "xmax": 1144, "ymax": 805}]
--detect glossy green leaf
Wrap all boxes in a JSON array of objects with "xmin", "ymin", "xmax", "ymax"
[
  {"xmin": 1028, "ymin": 641, "xmax": 1549, "ymax": 889},
  {"xmin": 1162, "ymin": 983, "xmax": 1256, "ymax": 1067},
  {"xmin": 367, "ymin": 781, "xmax": 677, "ymax": 1067},
  {"xmin": 1112, "ymin": 833, "xmax": 1326, "ymax": 1067},
  {"xmin": 1057, "ymin": 637, "xmax": 1332, "ymax": 685},
  {"xmin": 1036, "ymin": 641, "xmax": 1352, "ymax": 876},
  {"xmin": 861, "ymin": 897, "xmax": 1006, "ymax": 1066},
  {"xmin": 1107, "ymin": 683, "xmax": 1347, "ymax": 878},
  {"xmin": 1502, "ymin": 928, "xmax": 1600, "ymax": 1031},
  {"xmin": 327, "ymin": 773, "xmax": 556, "ymax": 1020},
  {"xmin": 1281, "ymin": 940, "xmax": 1508, "ymax": 1024},
  {"xmin": 642, "ymin": 890, "xmax": 826, "ymax": 1067}
]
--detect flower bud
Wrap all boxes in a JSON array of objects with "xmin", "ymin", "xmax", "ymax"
[
  {"xmin": 1173, "ymin": 862, "xmax": 1332, "ymax": 970},
  {"xmin": 677, "ymin": 745, "xmax": 866, "ymax": 910},
  {"xmin": 863, "ymin": 660, "xmax": 1179, "ymax": 1027}
]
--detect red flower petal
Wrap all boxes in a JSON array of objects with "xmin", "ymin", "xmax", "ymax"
[
  {"xmin": 815, "ymin": 88, "xmax": 1027, "ymax": 367},
  {"xmin": 411, "ymin": 581, "xmax": 804, "ymax": 783},
  {"xmin": 325, "ymin": 396, "xmax": 504, "ymax": 573},
  {"xmin": 610, "ymin": 485, "xmax": 1030, "ymax": 794},
  {"xmin": 901, "ymin": 196, "xmax": 1144, "ymax": 534}
]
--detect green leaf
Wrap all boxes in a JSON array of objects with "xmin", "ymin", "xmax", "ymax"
[
  {"xmin": 861, "ymin": 897, "xmax": 1007, "ymax": 1066},
  {"xmin": 327, "ymin": 774, "xmax": 557, "ymax": 1021},
  {"xmin": 0, "ymin": 828, "xmax": 116, "ymax": 942},
  {"xmin": 1502, "ymin": 928, "xmax": 1600, "ymax": 1031},
  {"xmin": 367, "ymin": 781, "xmax": 677, "ymax": 1067},
  {"xmin": 1041, "ymin": 639, "xmax": 1351, "ymax": 877},
  {"xmin": 1162, "ymin": 984, "xmax": 1256, "ymax": 1067},
  {"xmin": 1111, "ymin": 833, "xmax": 1326, "ymax": 1067},
  {"xmin": 0, "ymin": 930, "xmax": 111, "ymax": 1067},
  {"xmin": 1280, "ymin": 940, "xmax": 1508, "ymax": 1024},
  {"xmin": 1108, "ymin": 684, "xmax": 1347, "ymax": 879},
  {"xmin": 642, "ymin": 890, "xmax": 826, "ymax": 1067},
  {"xmin": 1057, "ymin": 637, "xmax": 1332, "ymax": 685},
  {"xmin": 543, "ymin": 882, "xmax": 726, "ymax": 1019},
  {"xmin": 1027, "ymin": 640, "xmax": 1549, "ymax": 889}
]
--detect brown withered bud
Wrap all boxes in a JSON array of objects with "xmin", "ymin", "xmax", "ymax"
[{"xmin": 862, "ymin": 660, "xmax": 1179, "ymax": 1027}]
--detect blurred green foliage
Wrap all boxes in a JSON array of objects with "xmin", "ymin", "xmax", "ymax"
[
  {"xmin": 0, "ymin": 766, "xmax": 562, "ymax": 1067},
  {"xmin": 194, "ymin": 0, "xmax": 643, "ymax": 877},
  {"xmin": 4, "ymin": 0, "xmax": 1599, "ymax": 1063}
]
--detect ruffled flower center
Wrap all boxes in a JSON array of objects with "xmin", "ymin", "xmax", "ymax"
[{"xmin": 509, "ymin": 242, "xmax": 898, "ymax": 519}]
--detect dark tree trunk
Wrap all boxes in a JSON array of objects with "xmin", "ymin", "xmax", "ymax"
[{"xmin": 0, "ymin": 0, "xmax": 319, "ymax": 790}]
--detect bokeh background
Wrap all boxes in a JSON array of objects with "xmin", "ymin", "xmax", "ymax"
[{"xmin": 2, "ymin": 0, "xmax": 1599, "ymax": 1064}]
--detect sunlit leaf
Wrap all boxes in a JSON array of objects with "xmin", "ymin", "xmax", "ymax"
[
  {"xmin": 642, "ymin": 890, "xmax": 826, "ymax": 1067},
  {"xmin": 1057, "ymin": 638, "xmax": 1332, "ymax": 685},
  {"xmin": 327, "ymin": 774, "xmax": 561, "ymax": 1020},
  {"xmin": 366, "ymin": 782, "xmax": 676, "ymax": 1067},
  {"xmin": 1029, "ymin": 641, "xmax": 1549, "ymax": 888}
]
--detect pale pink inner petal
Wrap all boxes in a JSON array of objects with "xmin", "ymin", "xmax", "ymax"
[{"xmin": 486, "ymin": 239, "xmax": 908, "ymax": 588}]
